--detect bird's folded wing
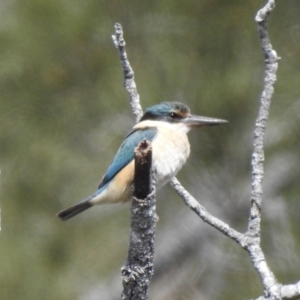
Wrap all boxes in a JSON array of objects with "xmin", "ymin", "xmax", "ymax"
[{"xmin": 98, "ymin": 127, "xmax": 157, "ymax": 189}]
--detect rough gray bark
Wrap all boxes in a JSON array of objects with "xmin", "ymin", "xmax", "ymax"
[{"xmin": 121, "ymin": 140, "xmax": 156, "ymax": 300}]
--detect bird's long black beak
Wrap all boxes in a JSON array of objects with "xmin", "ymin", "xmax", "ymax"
[{"xmin": 182, "ymin": 115, "xmax": 228, "ymax": 127}]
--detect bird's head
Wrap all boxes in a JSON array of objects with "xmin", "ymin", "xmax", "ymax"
[{"xmin": 140, "ymin": 102, "xmax": 227, "ymax": 132}]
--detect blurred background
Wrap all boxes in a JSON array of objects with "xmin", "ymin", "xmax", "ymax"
[{"xmin": 1, "ymin": 0, "xmax": 300, "ymax": 299}]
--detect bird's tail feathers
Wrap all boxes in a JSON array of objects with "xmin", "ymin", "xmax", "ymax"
[{"xmin": 57, "ymin": 197, "xmax": 93, "ymax": 221}]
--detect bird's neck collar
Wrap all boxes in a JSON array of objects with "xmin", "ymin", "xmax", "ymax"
[{"xmin": 134, "ymin": 120, "xmax": 191, "ymax": 134}]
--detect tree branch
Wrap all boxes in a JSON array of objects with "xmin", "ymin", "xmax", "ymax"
[
  {"xmin": 169, "ymin": 177, "xmax": 246, "ymax": 247},
  {"xmin": 121, "ymin": 140, "xmax": 156, "ymax": 300},
  {"xmin": 243, "ymin": 1, "xmax": 281, "ymax": 299},
  {"xmin": 112, "ymin": 23, "xmax": 143, "ymax": 122},
  {"xmin": 248, "ymin": 0, "xmax": 279, "ymax": 239}
]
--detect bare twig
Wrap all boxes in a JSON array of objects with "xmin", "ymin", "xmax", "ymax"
[
  {"xmin": 112, "ymin": 23, "xmax": 143, "ymax": 122},
  {"xmin": 252, "ymin": 281, "xmax": 300, "ymax": 300},
  {"xmin": 280, "ymin": 281, "xmax": 300, "ymax": 300},
  {"xmin": 121, "ymin": 140, "xmax": 156, "ymax": 300},
  {"xmin": 169, "ymin": 178, "xmax": 246, "ymax": 247},
  {"xmin": 243, "ymin": 1, "xmax": 281, "ymax": 299},
  {"xmin": 248, "ymin": 0, "xmax": 279, "ymax": 239}
]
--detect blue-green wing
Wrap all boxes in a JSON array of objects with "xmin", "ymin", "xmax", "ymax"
[{"xmin": 98, "ymin": 127, "xmax": 157, "ymax": 189}]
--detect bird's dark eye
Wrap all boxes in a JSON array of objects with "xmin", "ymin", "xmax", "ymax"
[{"xmin": 169, "ymin": 112, "xmax": 177, "ymax": 118}]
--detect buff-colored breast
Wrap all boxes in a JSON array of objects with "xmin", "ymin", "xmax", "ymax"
[{"xmin": 151, "ymin": 125, "xmax": 190, "ymax": 188}]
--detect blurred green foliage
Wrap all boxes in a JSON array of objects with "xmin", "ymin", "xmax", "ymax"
[{"xmin": 1, "ymin": 0, "xmax": 300, "ymax": 299}]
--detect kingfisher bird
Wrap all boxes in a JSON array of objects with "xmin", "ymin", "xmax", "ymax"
[{"xmin": 57, "ymin": 102, "xmax": 227, "ymax": 221}]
